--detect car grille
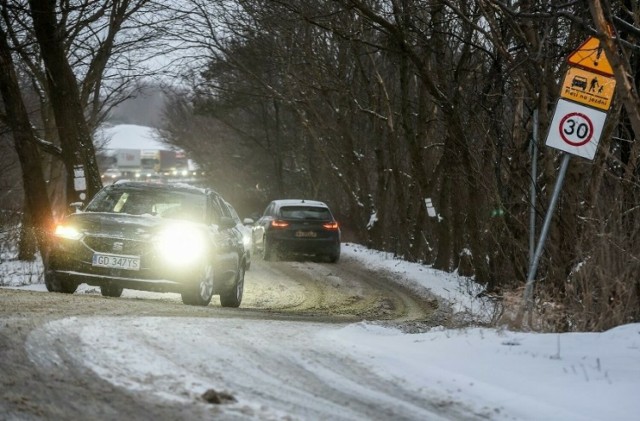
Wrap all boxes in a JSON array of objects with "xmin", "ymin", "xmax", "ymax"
[{"xmin": 83, "ymin": 235, "xmax": 148, "ymax": 256}]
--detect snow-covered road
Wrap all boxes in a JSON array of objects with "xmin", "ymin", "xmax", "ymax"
[
  {"xmin": 27, "ymin": 316, "xmax": 478, "ymax": 420},
  {"xmin": 2, "ymin": 244, "xmax": 639, "ymax": 420}
]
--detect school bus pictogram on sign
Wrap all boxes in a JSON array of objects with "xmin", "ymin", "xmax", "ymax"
[{"xmin": 561, "ymin": 67, "xmax": 616, "ymax": 111}]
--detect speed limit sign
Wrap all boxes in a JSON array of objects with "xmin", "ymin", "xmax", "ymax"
[{"xmin": 545, "ymin": 99, "xmax": 607, "ymax": 160}]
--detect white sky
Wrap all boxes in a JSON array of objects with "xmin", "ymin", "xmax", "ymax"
[
  {"xmin": 3, "ymin": 243, "xmax": 639, "ymax": 420},
  {"xmin": 94, "ymin": 124, "xmax": 170, "ymax": 150}
]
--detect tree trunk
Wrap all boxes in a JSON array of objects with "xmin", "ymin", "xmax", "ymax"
[
  {"xmin": 28, "ymin": 0, "xmax": 103, "ymax": 203},
  {"xmin": 18, "ymin": 204, "xmax": 37, "ymax": 261},
  {"xmin": 0, "ymin": 25, "xmax": 54, "ymax": 256},
  {"xmin": 589, "ymin": 0, "xmax": 640, "ymax": 179}
]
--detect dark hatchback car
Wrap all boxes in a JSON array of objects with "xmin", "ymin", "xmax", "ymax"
[
  {"xmin": 252, "ymin": 199, "xmax": 341, "ymax": 262},
  {"xmin": 46, "ymin": 181, "xmax": 248, "ymax": 307}
]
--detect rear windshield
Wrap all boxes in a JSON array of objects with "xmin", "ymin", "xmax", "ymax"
[
  {"xmin": 86, "ymin": 187, "xmax": 206, "ymax": 222},
  {"xmin": 279, "ymin": 206, "xmax": 331, "ymax": 220}
]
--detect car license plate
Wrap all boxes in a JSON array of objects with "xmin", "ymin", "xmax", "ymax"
[
  {"xmin": 92, "ymin": 253, "xmax": 140, "ymax": 271},
  {"xmin": 295, "ymin": 231, "xmax": 317, "ymax": 238}
]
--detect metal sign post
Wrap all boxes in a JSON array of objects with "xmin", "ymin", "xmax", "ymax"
[
  {"xmin": 523, "ymin": 34, "xmax": 615, "ymax": 309},
  {"xmin": 524, "ymin": 153, "xmax": 571, "ymax": 307},
  {"xmin": 529, "ymin": 109, "xmax": 539, "ymax": 270}
]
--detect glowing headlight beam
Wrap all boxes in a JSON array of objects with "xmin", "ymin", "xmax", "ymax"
[
  {"xmin": 155, "ymin": 223, "xmax": 206, "ymax": 264},
  {"xmin": 54, "ymin": 225, "xmax": 83, "ymax": 240},
  {"xmin": 242, "ymin": 234, "xmax": 252, "ymax": 251}
]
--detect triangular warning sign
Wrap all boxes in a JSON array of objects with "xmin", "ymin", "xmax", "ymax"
[{"xmin": 567, "ymin": 36, "xmax": 614, "ymax": 76}]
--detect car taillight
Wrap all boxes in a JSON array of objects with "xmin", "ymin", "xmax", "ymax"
[
  {"xmin": 323, "ymin": 221, "xmax": 339, "ymax": 230},
  {"xmin": 271, "ymin": 220, "xmax": 289, "ymax": 228}
]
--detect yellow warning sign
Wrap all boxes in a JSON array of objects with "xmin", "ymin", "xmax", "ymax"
[
  {"xmin": 561, "ymin": 67, "xmax": 616, "ymax": 111},
  {"xmin": 567, "ymin": 36, "xmax": 614, "ymax": 76}
]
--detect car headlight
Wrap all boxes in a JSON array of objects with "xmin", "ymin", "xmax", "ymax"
[
  {"xmin": 155, "ymin": 223, "xmax": 206, "ymax": 265},
  {"xmin": 54, "ymin": 224, "xmax": 83, "ymax": 240}
]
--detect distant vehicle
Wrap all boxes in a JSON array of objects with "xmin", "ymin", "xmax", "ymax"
[
  {"xmin": 252, "ymin": 199, "xmax": 341, "ymax": 263},
  {"xmin": 46, "ymin": 181, "xmax": 248, "ymax": 307},
  {"xmin": 134, "ymin": 172, "xmax": 165, "ymax": 183},
  {"xmin": 101, "ymin": 168, "xmax": 122, "ymax": 180},
  {"xmin": 157, "ymin": 149, "xmax": 188, "ymax": 173}
]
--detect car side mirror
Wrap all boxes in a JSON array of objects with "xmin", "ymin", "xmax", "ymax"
[
  {"xmin": 69, "ymin": 202, "xmax": 84, "ymax": 213},
  {"xmin": 243, "ymin": 218, "xmax": 254, "ymax": 226},
  {"xmin": 218, "ymin": 216, "xmax": 236, "ymax": 230}
]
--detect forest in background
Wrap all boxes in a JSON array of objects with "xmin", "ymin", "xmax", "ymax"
[{"xmin": 1, "ymin": 0, "xmax": 639, "ymax": 331}]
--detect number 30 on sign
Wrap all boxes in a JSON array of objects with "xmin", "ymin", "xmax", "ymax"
[
  {"xmin": 545, "ymin": 99, "xmax": 607, "ymax": 160},
  {"xmin": 560, "ymin": 112, "xmax": 593, "ymax": 146}
]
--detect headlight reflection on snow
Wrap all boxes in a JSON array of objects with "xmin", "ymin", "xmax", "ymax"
[{"xmin": 155, "ymin": 223, "xmax": 206, "ymax": 265}]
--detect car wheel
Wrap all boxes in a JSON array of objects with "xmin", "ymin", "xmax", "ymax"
[
  {"xmin": 44, "ymin": 271, "xmax": 54, "ymax": 292},
  {"xmin": 220, "ymin": 263, "xmax": 244, "ymax": 308},
  {"xmin": 100, "ymin": 284, "xmax": 124, "ymax": 297},
  {"xmin": 44, "ymin": 271, "xmax": 78, "ymax": 294},
  {"xmin": 328, "ymin": 246, "xmax": 341, "ymax": 263},
  {"xmin": 181, "ymin": 263, "xmax": 214, "ymax": 306},
  {"xmin": 263, "ymin": 237, "xmax": 277, "ymax": 261}
]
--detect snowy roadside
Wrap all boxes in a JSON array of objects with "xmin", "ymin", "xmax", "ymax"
[
  {"xmin": 322, "ymin": 321, "xmax": 640, "ymax": 421},
  {"xmin": 0, "ymin": 255, "xmax": 44, "ymax": 287},
  {"xmin": 341, "ymin": 243, "xmax": 498, "ymax": 324}
]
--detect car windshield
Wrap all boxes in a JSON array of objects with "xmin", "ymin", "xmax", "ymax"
[
  {"xmin": 279, "ymin": 206, "xmax": 331, "ymax": 220},
  {"xmin": 85, "ymin": 187, "xmax": 206, "ymax": 222}
]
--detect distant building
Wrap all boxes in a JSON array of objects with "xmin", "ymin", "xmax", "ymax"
[{"xmin": 95, "ymin": 124, "xmax": 202, "ymax": 183}]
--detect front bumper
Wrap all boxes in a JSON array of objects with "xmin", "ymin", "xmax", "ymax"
[
  {"xmin": 51, "ymin": 270, "xmax": 185, "ymax": 293},
  {"xmin": 48, "ymin": 235, "xmax": 200, "ymax": 293}
]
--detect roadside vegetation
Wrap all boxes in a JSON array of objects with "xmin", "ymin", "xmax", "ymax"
[{"xmin": 1, "ymin": 0, "xmax": 638, "ymax": 332}]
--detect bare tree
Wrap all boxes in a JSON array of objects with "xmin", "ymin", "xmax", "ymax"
[
  {"xmin": 0, "ymin": 17, "xmax": 53, "ymax": 254},
  {"xmin": 160, "ymin": 0, "xmax": 639, "ymax": 330},
  {"xmin": 589, "ymin": 0, "xmax": 640, "ymax": 178},
  {"xmin": 0, "ymin": 0, "xmax": 181, "ymax": 260}
]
